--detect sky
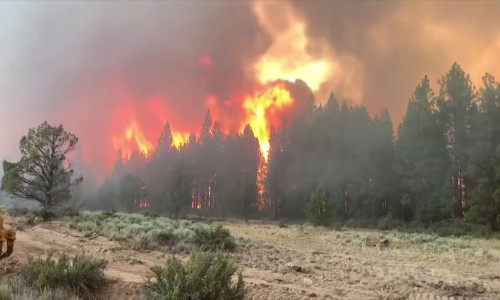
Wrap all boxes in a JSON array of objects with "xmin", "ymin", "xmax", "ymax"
[{"xmin": 1, "ymin": 0, "xmax": 500, "ymax": 180}]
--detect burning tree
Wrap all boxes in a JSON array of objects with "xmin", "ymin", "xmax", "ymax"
[{"xmin": 1, "ymin": 122, "xmax": 82, "ymax": 213}]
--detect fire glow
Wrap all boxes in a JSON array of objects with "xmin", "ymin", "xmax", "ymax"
[
  {"xmin": 110, "ymin": 83, "xmax": 295, "ymax": 163},
  {"xmin": 252, "ymin": 1, "xmax": 332, "ymax": 92},
  {"xmin": 109, "ymin": 95, "xmax": 192, "ymax": 162},
  {"xmin": 243, "ymin": 84, "xmax": 294, "ymax": 159},
  {"xmin": 112, "ymin": 117, "xmax": 190, "ymax": 161},
  {"xmin": 106, "ymin": 1, "xmax": 331, "ymax": 166}
]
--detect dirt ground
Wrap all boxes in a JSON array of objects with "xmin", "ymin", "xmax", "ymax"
[{"xmin": 1, "ymin": 215, "xmax": 499, "ymax": 300}]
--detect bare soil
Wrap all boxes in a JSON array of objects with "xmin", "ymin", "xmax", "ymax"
[{"xmin": 1, "ymin": 215, "xmax": 499, "ymax": 300}]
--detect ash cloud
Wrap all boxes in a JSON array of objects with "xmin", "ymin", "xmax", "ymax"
[
  {"xmin": 290, "ymin": 1, "xmax": 500, "ymax": 114},
  {"xmin": 1, "ymin": 1, "xmax": 500, "ymax": 181},
  {"xmin": 0, "ymin": 1, "xmax": 264, "ymax": 178}
]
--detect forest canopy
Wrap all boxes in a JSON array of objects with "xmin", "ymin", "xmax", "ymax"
[{"xmin": 81, "ymin": 63, "xmax": 500, "ymax": 231}]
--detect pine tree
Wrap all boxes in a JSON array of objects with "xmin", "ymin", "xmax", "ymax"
[
  {"xmin": 168, "ymin": 159, "xmax": 192, "ymax": 218},
  {"xmin": 437, "ymin": 63, "xmax": 478, "ymax": 218},
  {"xmin": 467, "ymin": 74, "xmax": 500, "ymax": 229},
  {"xmin": 396, "ymin": 76, "xmax": 449, "ymax": 221},
  {"xmin": 305, "ymin": 189, "xmax": 332, "ymax": 226}
]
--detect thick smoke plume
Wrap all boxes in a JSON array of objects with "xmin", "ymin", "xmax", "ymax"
[{"xmin": 1, "ymin": 1, "xmax": 500, "ymax": 183}]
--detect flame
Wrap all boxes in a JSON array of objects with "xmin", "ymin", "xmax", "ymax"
[
  {"xmin": 108, "ymin": 86, "xmax": 193, "ymax": 165},
  {"xmin": 113, "ymin": 120, "xmax": 154, "ymax": 160},
  {"xmin": 125, "ymin": 121, "xmax": 154, "ymax": 155},
  {"xmin": 113, "ymin": 118, "xmax": 189, "ymax": 160},
  {"xmin": 243, "ymin": 84, "xmax": 293, "ymax": 159},
  {"xmin": 252, "ymin": 1, "xmax": 332, "ymax": 92},
  {"xmin": 172, "ymin": 131, "xmax": 190, "ymax": 147}
]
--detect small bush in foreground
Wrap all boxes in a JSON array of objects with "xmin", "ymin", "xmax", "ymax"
[
  {"xmin": 0, "ymin": 276, "xmax": 78, "ymax": 300},
  {"xmin": 0, "ymin": 283, "xmax": 12, "ymax": 300},
  {"xmin": 22, "ymin": 254, "xmax": 108, "ymax": 298},
  {"xmin": 144, "ymin": 252, "xmax": 244, "ymax": 300},
  {"xmin": 191, "ymin": 225, "xmax": 237, "ymax": 252}
]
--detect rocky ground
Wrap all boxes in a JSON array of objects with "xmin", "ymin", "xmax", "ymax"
[{"xmin": 1, "ymin": 215, "xmax": 499, "ymax": 300}]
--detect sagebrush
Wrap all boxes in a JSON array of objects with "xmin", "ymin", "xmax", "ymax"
[
  {"xmin": 191, "ymin": 224, "xmax": 237, "ymax": 252},
  {"xmin": 144, "ymin": 252, "xmax": 244, "ymax": 300},
  {"xmin": 22, "ymin": 254, "xmax": 108, "ymax": 298},
  {"xmin": 65, "ymin": 211, "xmax": 237, "ymax": 251}
]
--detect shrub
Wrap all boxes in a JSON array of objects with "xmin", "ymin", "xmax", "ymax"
[
  {"xmin": 305, "ymin": 189, "xmax": 332, "ymax": 226},
  {"xmin": 151, "ymin": 229, "xmax": 176, "ymax": 246},
  {"xmin": 190, "ymin": 225, "xmax": 237, "ymax": 252},
  {"xmin": 377, "ymin": 215, "xmax": 405, "ymax": 230},
  {"xmin": 144, "ymin": 252, "xmax": 244, "ymax": 300},
  {"xmin": 65, "ymin": 211, "xmax": 239, "ymax": 252},
  {"xmin": 0, "ymin": 275, "xmax": 79, "ymax": 300},
  {"xmin": 5, "ymin": 206, "xmax": 32, "ymax": 217},
  {"xmin": 22, "ymin": 254, "xmax": 108, "ymax": 298},
  {"xmin": 0, "ymin": 284, "xmax": 12, "ymax": 300}
]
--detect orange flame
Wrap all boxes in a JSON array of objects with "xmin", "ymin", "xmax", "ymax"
[
  {"xmin": 125, "ymin": 121, "xmax": 154, "ymax": 156},
  {"xmin": 252, "ymin": 1, "xmax": 332, "ymax": 92},
  {"xmin": 243, "ymin": 84, "xmax": 293, "ymax": 159},
  {"xmin": 113, "ymin": 118, "xmax": 189, "ymax": 161},
  {"xmin": 113, "ymin": 120, "xmax": 154, "ymax": 160},
  {"xmin": 172, "ymin": 131, "xmax": 190, "ymax": 147}
]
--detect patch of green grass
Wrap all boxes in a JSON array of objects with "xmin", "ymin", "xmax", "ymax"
[{"xmin": 144, "ymin": 252, "xmax": 244, "ymax": 300}]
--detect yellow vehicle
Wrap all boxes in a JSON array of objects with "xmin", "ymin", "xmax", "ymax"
[{"xmin": 0, "ymin": 213, "xmax": 16, "ymax": 260}]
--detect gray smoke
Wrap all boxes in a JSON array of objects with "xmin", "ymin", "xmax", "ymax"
[{"xmin": 1, "ymin": 0, "xmax": 500, "ymax": 181}]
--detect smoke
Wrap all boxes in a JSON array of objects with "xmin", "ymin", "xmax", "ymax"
[
  {"xmin": 290, "ymin": 0, "xmax": 500, "ymax": 113},
  {"xmin": 1, "ymin": 1, "xmax": 500, "ymax": 181},
  {"xmin": 0, "ymin": 1, "xmax": 263, "ymax": 178}
]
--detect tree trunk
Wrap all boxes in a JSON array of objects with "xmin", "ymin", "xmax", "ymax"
[{"xmin": 489, "ymin": 214, "xmax": 498, "ymax": 231}]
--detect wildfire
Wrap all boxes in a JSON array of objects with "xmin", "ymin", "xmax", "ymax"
[
  {"xmin": 113, "ymin": 119, "xmax": 191, "ymax": 160},
  {"xmin": 243, "ymin": 84, "xmax": 294, "ymax": 159},
  {"xmin": 112, "ymin": 120, "xmax": 154, "ymax": 160},
  {"xmin": 125, "ymin": 121, "xmax": 154, "ymax": 155},
  {"xmin": 252, "ymin": 1, "xmax": 332, "ymax": 92},
  {"xmin": 172, "ymin": 132, "xmax": 190, "ymax": 147}
]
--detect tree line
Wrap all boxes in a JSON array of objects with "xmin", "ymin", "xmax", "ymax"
[
  {"xmin": 3, "ymin": 63, "xmax": 500, "ymax": 230},
  {"xmin": 94, "ymin": 63, "xmax": 499, "ymax": 230},
  {"xmin": 95, "ymin": 112, "xmax": 261, "ymax": 221}
]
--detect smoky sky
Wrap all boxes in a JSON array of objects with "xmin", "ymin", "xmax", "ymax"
[{"xmin": 1, "ymin": 1, "xmax": 500, "ymax": 180}]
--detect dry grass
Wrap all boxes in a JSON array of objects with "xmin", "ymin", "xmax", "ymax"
[
  {"xmin": 4, "ymin": 211, "xmax": 499, "ymax": 299},
  {"xmin": 224, "ymin": 221, "xmax": 500, "ymax": 299}
]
